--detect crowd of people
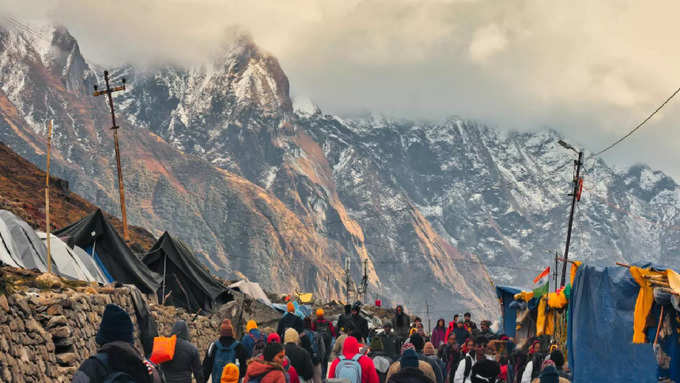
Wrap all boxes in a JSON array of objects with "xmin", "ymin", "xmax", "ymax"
[{"xmin": 72, "ymin": 301, "xmax": 571, "ymax": 383}]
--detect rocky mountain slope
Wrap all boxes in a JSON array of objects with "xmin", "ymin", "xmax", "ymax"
[{"xmin": 0, "ymin": 20, "xmax": 499, "ymax": 316}]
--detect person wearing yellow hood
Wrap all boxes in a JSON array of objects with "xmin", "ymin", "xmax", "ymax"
[
  {"xmin": 277, "ymin": 301, "xmax": 304, "ymax": 339},
  {"xmin": 241, "ymin": 320, "xmax": 266, "ymax": 358}
]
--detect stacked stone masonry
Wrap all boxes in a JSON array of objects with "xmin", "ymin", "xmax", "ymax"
[{"xmin": 0, "ymin": 286, "xmax": 223, "ymax": 383}]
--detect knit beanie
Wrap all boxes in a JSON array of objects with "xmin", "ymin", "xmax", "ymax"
[
  {"xmin": 401, "ymin": 342, "xmax": 415, "ymax": 355},
  {"xmin": 264, "ymin": 342, "xmax": 284, "ymax": 362},
  {"xmin": 246, "ymin": 320, "xmax": 258, "ymax": 332},
  {"xmin": 539, "ymin": 365, "xmax": 559, "ymax": 383},
  {"xmin": 220, "ymin": 319, "xmax": 234, "ymax": 338},
  {"xmin": 284, "ymin": 328, "xmax": 300, "ymax": 344},
  {"xmin": 316, "ymin": 308, "xmax": 324, "ymax": 317},
  {"xmin": 287, "ymin": 302, "xmax": 295, "ymax": 313},
  {"xmin": 423, "ymin": 342, "xmax": 436, "ymax": 356},
  {"xmin": 220, "ymin": 363, "xmax": 240, "ymax": 383},
  {"xmin": 401, "ymin": 349, "xmax": 419, "ymax": 368},
  {"xmin": 96, "ymin": 304, "xmax": 134, "ymax": 345},
  {"xmin": 267, "ymin": 333, "xmax": 282, "ymax": 344}
]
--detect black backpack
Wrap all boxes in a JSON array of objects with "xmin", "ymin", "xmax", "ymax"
[
  {"xmin": 316, "ymin": 321, "xmax": 333, "ymax": 351},
  {"xmin": 388, "ymin": 367, "xmax": 434, "ymax": 383},
  {"xmin": 92, "ymin": 353, "xmax": 137, "ymax": 383}
]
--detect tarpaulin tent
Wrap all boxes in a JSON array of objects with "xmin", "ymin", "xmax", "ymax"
[
  {"xmin": 144, "ymin": 232, "xmax": 227, "ymax": 312},
  {"xmin": 567, "ymin": 264, "xmax": 656, "ymax": 383},
  {"xmin": 229, "ymin": 280, "xmax": 272, "ymax": 306},
  {"xmin": 53, "ymin": 209, "xmax": 161, "ymax": 294},
  {"xmin": 37, "ymin": 232, "xmax": 108, "ymax": 283},
  {"xmin": 0, "ymin": 210, "xmax": 48, "ymax": 271},
  {"xmin": 495, "ymin": 285, "xmax": 521, "ymax": 337}
]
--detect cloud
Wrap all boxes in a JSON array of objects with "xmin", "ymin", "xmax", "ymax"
[
  {"xmin": 468, "ymin": 24, "xmax": 507, "ymax": 62},
  {"xmin": 2, "ymin": 0, "xmax": 680, "ymax": 178}
]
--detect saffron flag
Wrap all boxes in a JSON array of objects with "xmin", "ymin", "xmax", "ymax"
[{"xmin": 533, "ymin": 266, "xmax": 551, "ymax": 284}]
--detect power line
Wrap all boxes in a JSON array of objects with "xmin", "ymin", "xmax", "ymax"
[{"xmin": 592, "ymin": 86, "xmax": 680, "ymax": 157}]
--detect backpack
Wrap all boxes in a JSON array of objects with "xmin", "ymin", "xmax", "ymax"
[
  {"xmin": 388, "ymin": 367, "xmax": 433, "ymax": 383},
  {"xmin": 212, "ymin": 341, "xmax": 239, "ymax": 383},
  {"xmin": 250, "ymin": 332, "xmax": 267, "ymax": 357},
  {"xmin": 316, "ymin": 320, "xmax": 333, "ymax": 351},
  {"xmin": 336, "ymin": 354, "xmax": 362, "ymax": 383},
  {"xmin": 92, "ymin": 353, "xmax": 136, "ymax": 383},
  {"xmin": 303, "ymin": 330, "xmax": 326, "ymax": 364}
]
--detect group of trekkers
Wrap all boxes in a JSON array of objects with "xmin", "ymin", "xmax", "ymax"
[{"xmin": 71, "ymin": 301, "xmax": 571, "ymax": 383}]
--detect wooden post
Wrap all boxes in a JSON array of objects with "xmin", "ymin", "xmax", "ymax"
[{"xmin": 45, "ymin": 119, "xmax": 53, "ymax": 273}]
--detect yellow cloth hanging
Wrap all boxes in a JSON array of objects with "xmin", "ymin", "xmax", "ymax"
[
  {"xmin": 514, "ymin": 291, "xmax": 534, "ymax": 302},
  {"xmin": 536, "ymin": 296, "xmax": 548, "ymax": 336},
  {"xmin": 666, "ymin": 269, "xmax": 680, "ymax": 296},
  {"xmin": 545, "ymin": 309, "xmax": 555, "ymax": 336},
  {"xmin": 630, "ymin": 266, "xmax": 655, "ymax": 344},
  {"xmin": 547, "ymin": 291, "xmax": 568, "ymax": 309},
  {"xmin": 570, "ymin": 261, "xmax": 582, "ymax": 286}
]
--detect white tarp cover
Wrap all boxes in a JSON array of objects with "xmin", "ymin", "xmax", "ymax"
[
  {"xmin": 37, "ymin": 232, "xmax": 108, "ymax": 283},
  {"xmin": 0, "ymin": 210, "xmax": 48, "ymax": 271},
  {"xmin": 228, "ymin": 280, "xmax": 272, "ymax": 306}
]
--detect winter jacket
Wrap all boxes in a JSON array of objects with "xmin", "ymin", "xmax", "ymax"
[
  {"xmin": 351, "ymin": 314, "xmax": 370, "ymax": 341},
  {"xmin": 328, "ymin": 336, "xmax": 380, "ymax": 383},
  {"xmin": 161, "ymin": 321, "xmax": 204, "ymax": 383},
  {"xmin": 278, "ymin": 313, "xmax": 305, "ymax": 339},
  {"xmin": 451, "ymin": 327, "xmax": 469, "ymax": 347},
  {"xmin": 430, "ymin": 326, "xmax": 447, "ymax": 349},
  {"xmin": 312, "ymin": 318, "xmax": 337, "ymax": 337},
  {"xmin": 285, "ymin": 342, "xmax": 315, "ymax": 380},
  {"xmin": 385, "ymin": 360, "xmax": 436, "ymax": 383},
  {"xmin": 419, "ymin": 354, "xmax": 444, "ymax": 383},
  {"xmin": 378, "ymin": 333, "xmax": 401, "ymax": 360},
  {"xmin": 202, "ymin": 336, "xmax": 249, "ymax": 382},
  {"xmin": 338, "ymin": 313, "xmax": 353, "ymax": 334},
  {"xmin": 71, "ymin": 341, "xmax": 162, "ymax": 383},
  {"xmin": 393, "ymin": 312, "xmax": 410, "ymax": 339},
  {"xmin": 243, "ymin": 359, "xmax": 287, "ymax": 383},
  {"xmin": 437, "ymin": 345, "xmax": 460, "ymax": 383},
  {"xmin": 242, "ymin": 329, "xmax": 266, "ymax": 357},
  {"xmin": 452, "ymin": 352, "xmax": 477, "ymax": 383}
]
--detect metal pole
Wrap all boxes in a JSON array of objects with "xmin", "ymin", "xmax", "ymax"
[
  {"xmin": 45, "ymin": 119, "xmax": 53, "ymax": 273},
  {"xmin": 560, "ymin": 151, "xmax": 583, "ymax": 287},
  {"xmin": 554, "ymin": 251, "xmax": 559, "ymax": 291}
]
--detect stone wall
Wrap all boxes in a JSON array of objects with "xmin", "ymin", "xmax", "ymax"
[
  {"xmin": 0, "ymin": 285, "xmax": 222, "ymax": 383},
  {"xmin": 0, "ymin": 269, "xmax": 285, "ymax": 383}
]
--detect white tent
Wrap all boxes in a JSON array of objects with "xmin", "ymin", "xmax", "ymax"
[
  {"xmin": 228, "ymin": 280, "xmax": 272, "ymax": 306},
  {"xmin": 0, "ymin": 210, "xmax": 48, "ymax": 271},
  {"xmin": 37, "ymin": 232, "xmax": 108, "ymax": 284}
]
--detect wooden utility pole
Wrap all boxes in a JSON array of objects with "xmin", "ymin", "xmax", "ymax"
[
  {"xmin": 45, "ymin": 119, "xmax": 53, "ymax": 273},
  {"xmin": 93, "ymin": 70, "xmax": 129, "ymax": 241},
  {"xmin": 553, "ymin": 251, "xmax": 559, "ymax": 291},
  {"xmin": 360, "ymin": 259, "xmax": 368, "ymax": 303},
  {"xmin": 557, "ymin": 140, "xmax": 583, "ymax": 287},
  {"xmin": 345, "ymin": 257, "xmax": 351, "ymax": 304}
]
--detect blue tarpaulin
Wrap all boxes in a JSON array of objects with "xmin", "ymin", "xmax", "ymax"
[
  {"xmin": 272, "ymin": 302, "xmax": 312, "ymax": 319},
  {"xmin": 567, "ymin": 264, "xmax": 656, "ymax": 383},
  {"xmin": 496, "ymin": 285, "xmax": 521, "ymax": 337}
]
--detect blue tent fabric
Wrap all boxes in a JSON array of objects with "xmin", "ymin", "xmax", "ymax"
[
  {"xmin": 272, "ymin": 302, "xmax": 312, "ymax": 319},
  {"xmin": 496, "ymin": 285, "xmax": 521, "ymax": 337},
  {"xmin": 653, "ymin": 304, "xmax": 680, "ymax": 381},
  {"xmin": 567, "ymin": 264, "xmax": 657, "ymax": 383}
]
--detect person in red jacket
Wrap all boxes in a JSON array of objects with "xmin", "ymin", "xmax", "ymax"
[
  {"xmin": 266, "ymin": 332, "xmax": 300, "ymax": 383},
  {"xmin": 328, "ymin": 336, "xmax": 379, "ymax": 383}
]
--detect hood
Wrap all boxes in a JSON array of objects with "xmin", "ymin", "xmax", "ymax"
[
  {"xmin": 247, "ymin": 359, "xmax": 282, "ymax": 376},
  {"xmin": 284, "ymin": 328, "xmax": 300, "ymax": 344},
  {"xmin": 342, "ymin": 336, "xmax": 360, "ymax": 358},
  {"xmin": 171, "ymin": 320, "xmax": 190, "ymax": 341},
  {"xmin": 99, "ymin": 341, "xmax": 149, "ymax": 382}
]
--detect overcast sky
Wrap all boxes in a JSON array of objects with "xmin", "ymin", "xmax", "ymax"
[{"xmin": 4, "ymin": 0, "xmax": 680, "ymax": 179}]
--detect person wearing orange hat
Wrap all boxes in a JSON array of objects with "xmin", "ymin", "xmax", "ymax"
[
  {"xmin": 311, "ymin": 308, "xmax": 336, "ymax": 379},
  {"xmin": 220, "ymin": 363, "xmax": 239, "ymax": 383},
  {"xmin": 241, "ymin": 320, "xmax": 266, "ymax": 358},
  {"xmin": 202, "ymin": 319, "xmax": 249, "ymax": 383},
  {"xmin": 277, "ymin": 301, "xmax": 304, "ymax": 340}
]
